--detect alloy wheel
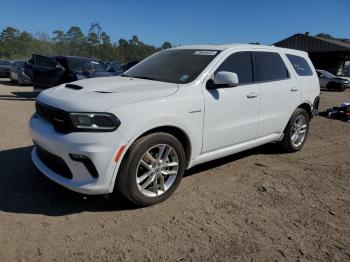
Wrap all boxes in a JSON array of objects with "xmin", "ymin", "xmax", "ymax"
[
  {"xmin": 136, "ymin": 144, "xmax": 179, "ymax": 197},
  {"xmin": 290, "ymin": 115, "xmax": 308, "ymax": 148}
]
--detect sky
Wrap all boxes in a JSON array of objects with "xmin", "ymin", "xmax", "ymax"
[{"xmin": 0, "ymin": 0, "xmax": 349, "ymax": 46}]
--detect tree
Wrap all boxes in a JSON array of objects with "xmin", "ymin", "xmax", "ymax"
[
  {"xmin": 161, "ymin": 41, "xmax": 172, "ymax": 50},
  {"xmin": 0, "ymin": 25, "xmax": 172, "ymax": 62},
  {"xmin": 66, "ymin": 26, "xmax": 86, "ymax": 55}
]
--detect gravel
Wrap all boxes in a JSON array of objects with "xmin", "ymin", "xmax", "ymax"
[{"xmin": 0, "ymin": 78, "xmax": 349, "ymax": 261}]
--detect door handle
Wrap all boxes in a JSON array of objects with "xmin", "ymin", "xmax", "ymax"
[
  {"xmin": 247, "ymin": 93, "xmax": 258, "ymax": 98},
  {"xmin": 291, "ymin": 87, "xmax": 299, "ymax": 92}
]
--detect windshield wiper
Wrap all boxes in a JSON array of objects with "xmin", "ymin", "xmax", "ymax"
[{"xmin": 120, "ymin": 74, "xmax": 130, "ymax": 77}]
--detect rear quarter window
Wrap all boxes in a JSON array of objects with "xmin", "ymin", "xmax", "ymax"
[{"xmin": 286, "ymin": 54, "xmax": 313, "ymax": 76}]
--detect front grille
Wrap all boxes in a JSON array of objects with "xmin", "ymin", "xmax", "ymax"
[
  {"xmin": 35, "ymin": 102, "xmax": 72, "ymax": 133},
  {"xmin": 35, "ymin": 144, "xmax": 73, "ymax": 179}
]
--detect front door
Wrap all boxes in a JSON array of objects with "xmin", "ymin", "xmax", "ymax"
[{"xmin": 203, "ymin": 51, "xmax": 260, "ymax": 153}]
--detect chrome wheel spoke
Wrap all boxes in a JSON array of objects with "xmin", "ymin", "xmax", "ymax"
[
  {"xmin": 161, "ymin": 162, "xmax": 178, "ymax": 168},
  {"xmin": 157, "ymin": 145, "xmax": 166, "ymax": 161},
  {"xmin": 142, "ymin": 174, "xmax": 155, "ymax": 190},
  {"xmin": 137, "ymin": 171, "xmax": 153, "ymax": 183},
  {"xmin": 291, "ymin": 132, "xmax": 298, "ymax": 143},
  {"xmin": 161, "ymin": 146, "xmax": 171, "ymax": 161},
  {"xmin": 161, "ymin": 170, "xmax": 177, "ymax": 176},
  {"xmin": 145, "ymin": 152, "xmax": 156, "ymax": 164},
  {"xmin": 140, "ymin": 160, "xmax": 152, "ymax": 170}
]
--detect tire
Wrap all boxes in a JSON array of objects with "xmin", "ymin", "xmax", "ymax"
[
  {"xmin": 116, "ymin": 132, "xmax": 186, "ymax": 206},
  {"xmin": 279, "ymin": 108, "xmax": 310, "ymax": 153},
  {"xmin": 338, "ymin": 86, "xmax": 346, "ymax": 92},
  {"xmin": 327, "ymin": 82, "xmax": 336, "ymax": 91}
]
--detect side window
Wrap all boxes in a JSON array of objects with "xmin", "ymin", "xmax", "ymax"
[
  {"xmin": 216, "ymin": 51, "xmax": 253, "ymax": 84},
  {"xmin": 254, "ymin": 52, "xmax": 289, "ymax": 82},
  {"xmin": 33, "ymin": 55, "xmax": 59, "ymax": 68},
  {"xmin": 286, "ymin": 54, "xmax": 313, "ymax": 76}
]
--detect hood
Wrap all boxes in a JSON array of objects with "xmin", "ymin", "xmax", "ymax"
[
  {"xmin": 37, "ymin": 76, "xmax": 178, "ymax": 112},
  {"xmin": 333, "ymin": 77, "xmax": 349, "ymax": 83}
]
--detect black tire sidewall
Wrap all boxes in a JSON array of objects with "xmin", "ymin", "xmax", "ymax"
[{"xmin": 117, "ymin": 132, "xmax": 186, "ymax": 206}]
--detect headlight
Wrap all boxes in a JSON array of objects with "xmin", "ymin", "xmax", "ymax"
[{"xmin": 69, "ymin": 113, "xmax": 120, "ymax": 132}]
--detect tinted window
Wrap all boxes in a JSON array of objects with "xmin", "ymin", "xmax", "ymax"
[
  {"xmin": 255, "ymin": 52, "xmax": 289, "ymax": 82},
  {"xmin": 108, "ymin": 61, "xmax": 123, "ymax": 72},
  {"xmin": 125, "ymin": 49, "xmax": 220, "ymax": 84},
  {"xmin": 286, "ymin": 54, "xmax": 313, "ymax": 76},
  {"xmin": 66, "ymin": 58, "xmax": 107, "ymax": 73},
  {"xmin": 34, "ymin": 55, "xmax": 59, "ymax": 68},
  {"xmin": 216, "ymin": 51, "xmax": 253, "ymax": 84}
]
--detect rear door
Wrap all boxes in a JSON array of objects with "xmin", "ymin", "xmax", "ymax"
[
  {"xmin": 25, "ymin": 54, "xmax": 65, "ymax": 89},
  {"xmin": 255, "ymin": 51, "xmax": 301, "ymax": 137}
]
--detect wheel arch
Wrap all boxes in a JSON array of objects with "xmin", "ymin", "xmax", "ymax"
[
  {"xmin": 136, "ymin": 125, "xmax": 192, "ymax": 166},
  {"xmin": 297, "ymin": 102, "xmax": 312, "ymax": 120}
]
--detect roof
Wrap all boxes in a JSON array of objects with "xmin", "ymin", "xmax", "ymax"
[
  {"xmin": 273, "ymin": 33, "xmax": 350, "ymax": 52},
  {"xmin": 173, "ymin": 44, "xmax": 249, "ymax": 51},
  {"xmin": 172, "ymin": 44, "xmax": 308, "ymax": 55}
]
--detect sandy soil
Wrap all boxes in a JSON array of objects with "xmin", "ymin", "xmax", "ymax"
[{"xmin": 0, "ymin": 78, "xmax": 349, "ymax": 261}]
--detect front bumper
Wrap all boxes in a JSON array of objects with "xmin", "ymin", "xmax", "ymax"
[{"xmin": 29, "ymin": 114, "xmax": 127, "ymax": 195}]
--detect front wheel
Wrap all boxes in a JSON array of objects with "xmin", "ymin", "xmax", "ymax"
[
  {"xmin": 116, "ymin": 132, "xmax": 186, "ymax": 206},
  {"xmin": 279, "ymin": 108, "xmax": 310, "ymax": 152}
]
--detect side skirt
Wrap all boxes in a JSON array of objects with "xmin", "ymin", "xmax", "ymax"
[{"xmin": 188, "ymin": 133, "xmax": 282, "ymax": 169}]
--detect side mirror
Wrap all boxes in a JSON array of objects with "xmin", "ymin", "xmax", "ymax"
[{"xmin": 207, "ymin": 71, "xmax": 239, "ymax": 89}]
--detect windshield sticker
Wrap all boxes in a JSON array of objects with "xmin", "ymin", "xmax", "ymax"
[{"xmin": 193, "ymin": 50, "xmax": 217, "ymax": 56}]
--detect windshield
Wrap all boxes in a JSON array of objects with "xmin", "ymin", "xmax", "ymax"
[
  {"xmin": 123, "ymin": 49, "xmax": 220, "ymax": 84},
  {"xmin": 319, "ymin": 70, "xmax": 336, "ymax": 78},
  {"xmin": 66, "ymin": 58, "xmax": 107, "ymax": 73}
]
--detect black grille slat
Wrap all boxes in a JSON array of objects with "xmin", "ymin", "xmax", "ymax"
[
  {"xmin": 35, "ymin": 144, "xmax": 73, "ymax": 179},
  {"xmin": 35, "ymin": 102, "xmax": 72, "ymax": 133}
]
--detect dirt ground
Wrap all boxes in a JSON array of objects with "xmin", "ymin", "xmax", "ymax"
[{"xmin": 0, "ymin": 78, "xmax": 349, "ymax": 262}]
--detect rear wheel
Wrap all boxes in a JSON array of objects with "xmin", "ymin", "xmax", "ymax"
[
  {"xmin": 338, "ymin": 85, "xmax": 346, "ymax": 92},
  {"xmin": 116, "ymin": 132, "xmax": 186, "ymax": 206},
  {"xmin": 279, "ymin": 108, "xmax": 310, "ymax": 152}
]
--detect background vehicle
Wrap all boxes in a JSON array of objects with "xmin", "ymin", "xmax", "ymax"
[
  {"xmin": 25, "ymin": 54, "xmax": 122, "ymax": 90},
  {"xmin": 107, "ymin": 61, "xmax": 124, "ymax": 74},
  {"xmin": 30, "ymin": 45, "xmax": 320, "ymax": 206},
  {"xmin": 122, "ymin": 60, "xmax": 139, "ymax": 71},
  {"xmin": 0, "ymin": 59, "xmax": 14, "ymax": 77},
  {"xmin": 317, "ymin": 69, "xmax": 350, "ymax": 91},
  {"xmin": 9, "ymin": 60, "xmax": 32, "ymax": 85}
]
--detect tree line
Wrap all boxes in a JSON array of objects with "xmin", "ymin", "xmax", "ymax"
[{"xmin": 0, "ymin": 24, "xmax": 173, "ymax": 63}]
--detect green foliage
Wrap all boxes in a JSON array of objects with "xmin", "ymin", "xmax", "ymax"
[{"xmin": 0, "ymin": 25, "xmax": 173, "ymax": 63}]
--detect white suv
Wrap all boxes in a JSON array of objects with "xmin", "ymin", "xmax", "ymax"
[{"xmin": 29, "ymin": 44, "xmax": 320, "ymax": 206}]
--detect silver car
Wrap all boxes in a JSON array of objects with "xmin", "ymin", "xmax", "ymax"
[{"xmin": 317, "ymin": 70, "xmax": 350, "ymax": 91}]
